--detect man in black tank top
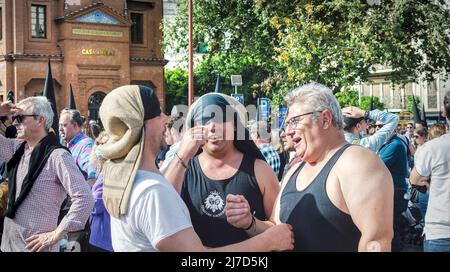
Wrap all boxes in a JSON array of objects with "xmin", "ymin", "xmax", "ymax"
[
  {"xmin": 273, "ymin": 83, "xmax": 394, "ymax": 251},
  {"xmin": 164, "ymin": 93, "xmax": 290, "ymax": 248}
]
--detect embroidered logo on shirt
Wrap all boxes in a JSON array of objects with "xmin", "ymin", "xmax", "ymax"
[{"xmin": 201, "ymin": 190, "xmax": 225, "ymax": 217}]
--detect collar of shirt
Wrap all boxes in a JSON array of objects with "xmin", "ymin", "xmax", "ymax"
[
  {"xmin": 68, "ymin": 131, "xmax": 87, "ymax": 149},
  {"xmin": 344, "ymin": 132, "xmax": 360, "ymax": 144}
]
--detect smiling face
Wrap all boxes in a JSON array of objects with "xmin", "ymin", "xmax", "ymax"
[{"xmin": 284, "ymin": 102, "xmax": 326, "ymax": 163}]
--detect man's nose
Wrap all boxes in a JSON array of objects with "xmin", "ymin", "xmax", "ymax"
[
  {"xmin": 206, "ymin": 122, "xmax": 216, "ymax": 132},
  {"xmin": 284, "ymin": 125, "xmax": 294, "ymax": 135}
]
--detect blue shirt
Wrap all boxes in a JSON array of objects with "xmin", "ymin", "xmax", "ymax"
[
  {"xmin": 344, "ymin": 109, "xmax": 399, "ymax": 153},
  {"xmin": 68, "ymin": 131, "xmax": 95, "ymax": 180},
  {"xmin": 378, "ymin": 135, "xmax": 408, "ymax": 190},
  {"xmin": 258, "ymin": 143, "xmax": 280, "ymax": 176}
]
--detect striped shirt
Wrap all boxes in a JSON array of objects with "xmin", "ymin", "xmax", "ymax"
[
  {"xmin": 68, "ymin": 131, "xmax": 95, "ymax": 180},
  {"xmin": 258, "ymin": 143, "xmax": 280, "ymax": 176},
  {"xmin": 0, "ymin": 134, "xmax": 94, "ymax": 252}
]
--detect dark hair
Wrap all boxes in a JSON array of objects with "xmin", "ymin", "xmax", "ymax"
[
  {"xmin": 414, "ymin": 127, "xmax": 428, "ymax": 138},
  {"xmin": 417, "ymin": 120, "xmax": 428, "ymax": 128},
  {"xmin": 343, "ymin": 116, "xmax": 365, "ymax": 131},
  {"xmin": 444, "ymin": 91, "xmax": 450, "ymax": 120},
  {"xmin": 61, "ymin": 108, "xmax": 85, "ymax": 127},
  {"xmin": 90, "ymin": 123, "xmax": 101, "ymax": 139}
]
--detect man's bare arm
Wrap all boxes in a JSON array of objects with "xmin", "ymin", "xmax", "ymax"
[
  {"xmin": 156, "ymin": 224, "xmax": 294, "ymax": 252},
  {"xmin": 409, "ymin": 167, "xmax": 430, "ymax": 186},
  {"xmin": 164, "ymin": 126, "xmax": 207, "ymax": 193},
  {"xmin": 338, "ymin": 146, "xmax": 394, "ymax": 252}
]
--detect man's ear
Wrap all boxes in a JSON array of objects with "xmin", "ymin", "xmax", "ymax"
[
  {"xmin": 321, "ymin": 110, "xmax": 333, "ymax": 129},
  {"xmin": 39, "ymin": 116, "xmax": 46, "ymax": 128}
]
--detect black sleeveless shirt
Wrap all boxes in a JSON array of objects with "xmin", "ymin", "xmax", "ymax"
[
  {"xmin": 279, "ymin": 144, "xmax": 361, "ymax": 252},
  {"xmin": 181, "ymin": 154, "xmax": 265, "ymax": 247}
]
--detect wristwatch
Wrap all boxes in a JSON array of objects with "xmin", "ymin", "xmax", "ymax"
[{"xmin": 364, "ymin": 110, "xmax": 370, "ymax": 119}]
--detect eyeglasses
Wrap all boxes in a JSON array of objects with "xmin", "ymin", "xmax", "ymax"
[
  {"xmin": 406, "ymin": 126, "xmax": 413, "ymax": 129},
  {"xmin": 285, "ymin": 111, "xmax": 322, "ymax": 129},
  {"xmin": 12, "ymin": 114, "xmax": 39, "ymax": 124}
]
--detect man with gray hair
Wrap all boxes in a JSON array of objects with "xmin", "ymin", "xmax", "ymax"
[
  {"xmin": 0, "ymin": 97, "xmax": 94, "ymax": 252},
  {"xmin": 271, "ymin": 83, "xmax": 394, "ymax": 251},
  {"xmin": 59, "ymin": 108, "xmax": 95, "ymax": 184}
]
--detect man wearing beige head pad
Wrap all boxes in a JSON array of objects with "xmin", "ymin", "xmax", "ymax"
[{"xmin": 100, "ymin": 85, "xmax": 293, "ymax": 252}]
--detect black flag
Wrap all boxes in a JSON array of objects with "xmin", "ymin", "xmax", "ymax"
[
  {"xmin": 43, "ymin": 59, "xmax": 59, "ymax": 138},
  {"xmin": 214, "ymin": 74, "xmax": 222, "ymax": 93},
  {"xmin": 411, "ymin": 95, "xmax": 421, "ymax": 125},
  {"xmin": 68, "ymin": 83, "xmax": 77, "ymax": 110},
  {"xmin": 369, "ymin": 95, "xmax": 374, "ymax": 111},
  {"xmin": 421, "ymin": 102, "xmax": 428, "ymax": 127}
]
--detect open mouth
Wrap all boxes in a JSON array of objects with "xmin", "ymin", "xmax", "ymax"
[{"xmin": 292, "ymin": 137, "xmax": 302, "ymax": 147}]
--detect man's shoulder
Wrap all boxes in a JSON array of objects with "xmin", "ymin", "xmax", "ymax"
[
  {"xmin": 421, "ymin": 133, "xmax": 450, "ymax": 152},
  {"xmin": 338, "ymin": 145, "xmax": 378, "ymax": 168},
  {"xmin": 133, "ymin": 171, "xmax": 175, "ymax": 196},
  {"xmin": 49, "ymin": 146, "xmax": 71, "ymax": 157},
  {"xmin": 79, "ymin": 135, "xmax": 94, "ymax": 146},
  {"xmin": 388, "ymin": 135, "xmax": 407, "ymax": 149}
]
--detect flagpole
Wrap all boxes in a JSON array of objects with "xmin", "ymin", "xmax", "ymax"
[{"xmin": 188, "ymin": 0, "xmax": 194, "ymax": 107}]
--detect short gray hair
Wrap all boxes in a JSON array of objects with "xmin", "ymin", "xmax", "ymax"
[
  {"xmin": 60, "ymin": 108, "xmax": 85, "ymax": 127},
  {"xmin": 284, "ymin": 82, "xmax": 344, "ymax": 130},
  {"xmin": 17, "ymin": 96, "xmax": 54, "ymax": 130}
]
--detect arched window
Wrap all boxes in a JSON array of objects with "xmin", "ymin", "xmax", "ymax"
[{"xmin": 88, "ymin": 91, "xmax": 106, "ymax": 124}]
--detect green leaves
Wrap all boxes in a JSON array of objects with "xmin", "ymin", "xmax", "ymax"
[
  {"xmin": 164, "ymin": 0, "xmax": 450, "ymax": 108},
  {"xmin": 335, "ymin": 90, "xmax": 384, "ymax": 110}
]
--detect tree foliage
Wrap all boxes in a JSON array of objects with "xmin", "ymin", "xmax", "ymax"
[
  {"xmin": 405, "ymin": 95, "xmax": 422, "ymax": 115},
  {"xmin": 335, "ymin": 90, "xmax": 384, "ymax": 110},
  {"xmin": 164, "ymin": 0, "xmax": 450, "ymax": 107},
  {"xmin": 165, "ymin": 68, "xmax": 188, "ymax": 113}
]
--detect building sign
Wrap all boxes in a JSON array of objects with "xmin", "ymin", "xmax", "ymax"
[
  {"xmin": 279, "ymin": 107, "xmax": 288, "ymax": 129},
  {"xmin": 258, "ymin": 98, "xmax": 270, "ymax": 121},
  {"xmin": 81, "ymin": 49, "xmax": 115, "ymax": 56},
  {"xmin": 72, "ymin": 28, "xmax": 123, "ymax": 37},
  {"xmin": 231, "ymin": 93, "xmax": 244, "ymax": 105}
]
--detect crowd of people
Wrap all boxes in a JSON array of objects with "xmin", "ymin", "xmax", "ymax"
[{"xmin": 0, "ymin": 82, "xmax": 449, "ymax": 252}]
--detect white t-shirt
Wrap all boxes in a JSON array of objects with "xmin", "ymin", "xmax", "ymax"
[
  {"xmin": 159, "ymin": 142, "xmax": 180, "ymax": 175},
  {"xmin": 110, "ymin": 170, "xmax": 192, "ymax": 252},
  {"xmin": 414, "ymin": 133, "xmax": 450, "ymax": 240}
]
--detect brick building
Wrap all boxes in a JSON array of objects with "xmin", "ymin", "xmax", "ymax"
[{"xmin": 0, "ymin": 0, "xmax": 166, "ymax": 122}]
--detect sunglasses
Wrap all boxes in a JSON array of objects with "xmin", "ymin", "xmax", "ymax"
[
  {"xmin": 12, "ymin": 114, "xmax": 39, "ymax": 124},
  {"xmin": 376, "ymin": 124, "xmax": 384, "ymax": 128},
  {"xmin": 406, "ymin": 126, "xmax": 413, "ymax": 129}
]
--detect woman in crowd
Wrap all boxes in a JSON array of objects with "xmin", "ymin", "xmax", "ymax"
[{"xmin": 88, "ymin": 132, "xmax": 113, "ymax": 252}]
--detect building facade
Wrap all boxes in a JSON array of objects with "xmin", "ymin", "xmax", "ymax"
[
  {"xmin": 355, "ymin": 64, "xmax": 450, "ymax": 125},
  {"xmin": 0, "ymin": 0, "xmax": 166, "ymax": 122}
]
